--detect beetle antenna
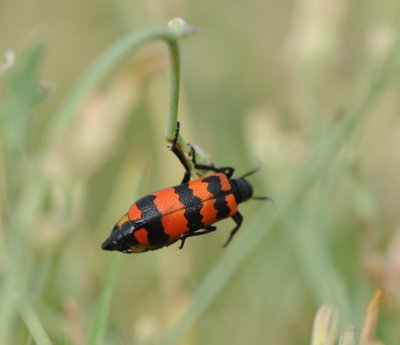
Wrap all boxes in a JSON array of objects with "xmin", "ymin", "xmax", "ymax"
[
  {"xmin": 239, "ymin": 161, "xmax": 262, "ymax": 179},
  {"xmin": 251, "ymin": 196, "xmax": 276, "ymax": 207}
]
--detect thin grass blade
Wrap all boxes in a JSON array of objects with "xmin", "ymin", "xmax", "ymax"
[{"xmin": 86, "ymin": 252, "xmax": 123, "ymax": 345}]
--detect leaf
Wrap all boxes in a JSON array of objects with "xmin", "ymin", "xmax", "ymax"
[{"xmin": 0, "ymin": 38, "xmax": 47, "ymax": 155}]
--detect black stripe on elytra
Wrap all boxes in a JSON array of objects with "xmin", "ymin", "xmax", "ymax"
[
  {"xmin": 119, "ymin": 220, "xmax": 138, "ymax": 246},
  {"xmin": 202, "ymin": 175, "xmax": 231, "ymax": 219},
  {"xmin": 174, "ymin": 184, "xmax": 204, "ymax": 231},
  {"xmin": 135, "ymin": 195, "xmax": 169, "ymax": 245}
]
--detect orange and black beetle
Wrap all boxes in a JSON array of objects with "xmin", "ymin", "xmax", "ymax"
[{"xmin": 101, "ymin": 124, "xmax": 266, "ymax": 253}]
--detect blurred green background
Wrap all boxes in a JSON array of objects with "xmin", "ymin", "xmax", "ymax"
[{"xmin": 1, "ymin": 0, "xmax": 400, "ymax": 344}]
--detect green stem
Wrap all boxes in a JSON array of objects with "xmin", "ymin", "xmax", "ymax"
[
  {"xmin": 165, "ymin": 41, "xmax": 180, "ymax": 141},
  {"xmin": 42, "ymin": 18, "xmax": 212, "ymax": 178},
  {"xmin": 43, "ymin": 22, "xmax": 194, "ymax": 148},
  {"xmin": 163, "ymin": 40, "xmax": 192, "ymax": 161}
]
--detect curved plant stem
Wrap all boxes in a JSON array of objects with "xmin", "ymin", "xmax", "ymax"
[
  {"xmin": 163, "ymin": 39, "xmax": 193, "ymax": 165},
  {"xmin": 43, "ymin": 18, "xmax": 213, "ymax": 178},
  {"xmin": 43, "ymin": 20, "xmax": 195, "ymax": 150},
  {"xmin": 165, "ymin": 41, "xmax": 180, "ymax": 141}
]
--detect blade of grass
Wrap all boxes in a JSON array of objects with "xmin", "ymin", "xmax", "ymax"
[
  {"xmin": 0, "ymin": 176, "xmax": 47, "ymax": 345},
  {"xmin": 311, "ymin": 305, "xmax": 339, "ymax": 345},
  {"xmin": 86, "ymin": 164, "xmax": 149, "ymax": 345},
  {"xmin": 0, "ymin": 39, "xmax": 49, "ymax": 345},
  {"xmin": 0, "ymin": 39, "xmax": 45, "ymax": 202},
  {"xmin": 86, "ymin": 252, "xmax": 123, "ymax": 345},
  {"xmin": 160, "ymin": 38, "xmax": 400, "ymax": 345},
  {"xmin": 284, "ymin": 170, "xmax": 353, "ymax": 322},
  {"xmin": 20, "ymin": 304, "xmax": 53, "ymax": 345},
  {"xmin": 359, "ymin": 289, "xmax": 384, "ymax": 345}
]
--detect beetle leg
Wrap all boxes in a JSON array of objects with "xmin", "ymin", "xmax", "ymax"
[
  {"xmin": 169, "ymin": 121, "xmax": 193, "ymax": 183},
  {"xmin": 193, "ymin": 164, "xmax": 235, "ymax": 178},
  {"xmin": 189, "ymin": 144, "xmax": 235, "ymax": 178},
  {"xmin": 171, "ymin": 124, "xmax": 236, "ymax": 181},
  {"xmin": 222, "ymin": 167, "xmax": 235, "ymax": 178},
  {"xmin": 181, "ymin": 171, "xmax": 191, "ymax": 184},
  {"xmin": 222, "ymin": 212, "xmax": 243, "ymax": 247},
  {"xmin": 178, "ymin": 226, "xmax": 217, "ymax": 249}
]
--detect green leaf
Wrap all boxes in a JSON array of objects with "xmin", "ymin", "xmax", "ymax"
[{"xmin": 0, "ymin": 38, "xmax": 46, "ymax": 155}]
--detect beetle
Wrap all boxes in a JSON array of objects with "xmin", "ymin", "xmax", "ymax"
[{"xmin": 101, "ymin": 124, "xmax": 267, "ymax": 253}]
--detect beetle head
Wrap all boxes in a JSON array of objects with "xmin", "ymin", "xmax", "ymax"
[
  {"xmin": 232, "ymin": 178, "xmax": 253, "ymax": 203},
  {"xmin": 101, "ymin": 215, "xmax": 138, "ymax": 253}
]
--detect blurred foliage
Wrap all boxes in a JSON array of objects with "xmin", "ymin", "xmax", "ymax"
[{"xmin": 1, "ymin": 1, "xmax": 400, "ymax": 345}]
